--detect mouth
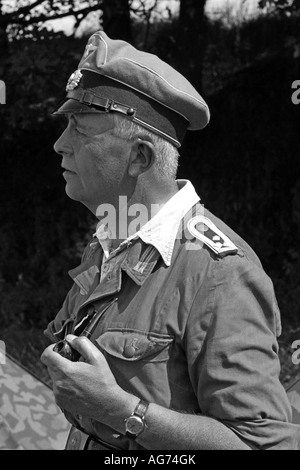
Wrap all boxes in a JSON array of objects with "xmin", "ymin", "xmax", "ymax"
[{"xmin": 62, "ymin": 167, "xmax": 76, "ymax": 174}]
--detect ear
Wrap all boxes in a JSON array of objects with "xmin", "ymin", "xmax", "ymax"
[{"xmin": 127, "ymin": 139, "xmax": 156, "ymax": 178}]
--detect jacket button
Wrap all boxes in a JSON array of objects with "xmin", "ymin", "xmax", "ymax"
[{"xmin": 123, "ymin": 345, "xmax": 136, "ymax": 358}]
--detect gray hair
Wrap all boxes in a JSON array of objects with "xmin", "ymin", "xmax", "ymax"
[{"xmin": 112, "ymin": 114, "xmax": 180, "ymax": 179}]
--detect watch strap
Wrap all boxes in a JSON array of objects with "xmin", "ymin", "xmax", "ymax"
[{"xmin": 133, "ymin": 399, "xmax": 149, "ymax": 419}]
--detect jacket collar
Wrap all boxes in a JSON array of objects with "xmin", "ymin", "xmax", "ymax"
[
  {"xmin": 124, "ymin": 179, "xmax": 200, "ymax": 266},
  {"xmin": 68, "ymin": 180, "xmax": 201, "ymax": 295}
]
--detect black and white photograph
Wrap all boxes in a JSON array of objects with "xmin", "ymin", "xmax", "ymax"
[{"xmin": 0, "ymin": 0, "xmax": 300, "ymax": 452}]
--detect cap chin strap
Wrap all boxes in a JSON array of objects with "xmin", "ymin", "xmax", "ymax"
[{"xmin": 67, "ymin": 88, "xmax": 137, "ymax": 118}]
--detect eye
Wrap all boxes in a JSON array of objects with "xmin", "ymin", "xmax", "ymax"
[
  {"xmin": 75, "ymin": 126, "xmax": 87, "ymax": 136},
  {"xmin": 69, "ymin": 116, "xmax": 87, "ymax": 136}
]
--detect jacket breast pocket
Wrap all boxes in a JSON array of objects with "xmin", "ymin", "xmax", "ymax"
[{"xmin": 95, "ymin": 329, "xmax": 174, "ymax": 406}]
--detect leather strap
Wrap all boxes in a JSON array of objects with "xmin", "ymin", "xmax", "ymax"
[
  {"xmin": 134, "ymin": 399, "xmax": 149, "ymax": 418},
  {"xmin": 67, "ymin": 88, "xmax": 137, "ymax": 117},
  {"xmin": 65, "ymin": 425, "xmax": 121, "ymax": 450}
]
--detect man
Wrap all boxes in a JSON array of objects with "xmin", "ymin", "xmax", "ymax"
[{"xmin": 41, "ymin": 31, "xmax": 300, "ymax": 450}]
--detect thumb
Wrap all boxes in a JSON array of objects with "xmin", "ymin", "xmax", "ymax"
[{"xmin": 65, "ymin": 335, "xmax": 103, "ymax": 365}]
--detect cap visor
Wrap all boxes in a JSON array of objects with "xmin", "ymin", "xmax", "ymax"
[{"xmin": 52, "ymin": 98, "xmax": 105, "ymax": 115}]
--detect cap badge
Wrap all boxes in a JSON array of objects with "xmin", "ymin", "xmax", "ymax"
[
  {"xmin": 84, "ymin": 43, "xmax": 97, "ymax": 58},
  {"xmin": 66, "ymin": 69, "xmax": 82, "ymax": 92}
]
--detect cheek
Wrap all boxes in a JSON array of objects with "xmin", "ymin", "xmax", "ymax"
[
  {"xmin": 74, "ymin": 141, "xmax": 99, "ymax": 177},
  {"xmin": 89, "ymin": 140, "xmax": 127, "ymax": 182}
]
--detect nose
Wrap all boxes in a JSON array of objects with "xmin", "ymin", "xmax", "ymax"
[{"xmin": 53, "ymin": 125, "xmax": 72, "ymax": 156}]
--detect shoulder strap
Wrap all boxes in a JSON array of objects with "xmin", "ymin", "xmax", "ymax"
[{"xmin": 187, "ymin": 215, "xmax": 238, "ymax": 258}]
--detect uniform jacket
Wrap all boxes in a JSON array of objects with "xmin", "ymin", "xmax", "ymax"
[{"xmin": 45, "ymin": 181, "xmax": 300, "ymax": 450}]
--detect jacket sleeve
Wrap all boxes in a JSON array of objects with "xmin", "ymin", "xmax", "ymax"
[{"xmin": 186, "ymin": 253, "xmax": 300, "ymax": 450}]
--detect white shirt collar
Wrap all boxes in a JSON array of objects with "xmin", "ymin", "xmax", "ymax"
[{"xmin": 94, "ymin": 180, "xmax": 200, "ymax": 266}]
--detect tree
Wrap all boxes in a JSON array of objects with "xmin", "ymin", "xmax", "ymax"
[
  {"xmin": 0, "ymin": 1, "xmax": 101, "ymax": 37},
  {"xmin": 177, "ymin": 0, "xmax": 207, "ymax": 90},
  {"xmin": 102, "ymin": 0, "xmax": 132, "ymax": 42},
  {"xmin": 0, "ymin": 0, "xmax": 131, "ymax": 41},
  {"xmin": 259, "ymin": 0, "xmax": 300, "ymax": 13}
]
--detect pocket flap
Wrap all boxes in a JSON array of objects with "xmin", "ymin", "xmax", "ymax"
[{"xmin": 96, "ymin": 329, "xmax": 174, "ymax": 362}]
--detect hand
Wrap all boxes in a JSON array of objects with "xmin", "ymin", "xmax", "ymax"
[{"xmin": 40, "ymin": 335, "xmax": 126, "ymax": 426}]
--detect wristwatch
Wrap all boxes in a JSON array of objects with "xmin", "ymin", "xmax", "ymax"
[{"xmin": 124, "ymin": 399, "xmax": 149, "ymax": 439}]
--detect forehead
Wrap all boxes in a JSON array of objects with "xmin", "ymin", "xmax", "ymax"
[{"xmin": 69, "ymin": 112, "xmax": 115, "ymax": 133}]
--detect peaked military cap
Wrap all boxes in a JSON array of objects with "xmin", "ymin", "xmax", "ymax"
[{"xmin": 53, "ymin": 31, "xmax": 210, "ymax": 147}]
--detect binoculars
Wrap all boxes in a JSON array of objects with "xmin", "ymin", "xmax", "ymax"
[{"xmin": 53, "ymin": 338, "xmax": 81, "ymax": 362}]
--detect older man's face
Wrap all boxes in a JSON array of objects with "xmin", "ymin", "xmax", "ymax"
[{"xmin": 53, "ymin": 113, "xmax": 131, "ymax": 213}]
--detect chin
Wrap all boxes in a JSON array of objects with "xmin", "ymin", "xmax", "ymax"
[
  {"xmin": 64, "ymin": 185, "xmax": 93, "ymax": 211},
  {"xmin": 64, "ymin": 184, "xmax": 83, "ymax": 203}
]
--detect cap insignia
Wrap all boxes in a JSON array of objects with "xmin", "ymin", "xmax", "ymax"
[
  {"xmin": 84, "ymin": 43, "xmax": 97, "ymax": 58},
  {"xmin": 66, "ymin": 69, "xmax": 82, "ymax": 92}
]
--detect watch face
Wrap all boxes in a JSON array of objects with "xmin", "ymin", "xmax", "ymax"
[{"xmin": 126, "ymin": 416, "xmax": 144, "ymax": 435}]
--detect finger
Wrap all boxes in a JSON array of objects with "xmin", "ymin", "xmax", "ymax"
[
  {"xmin": 65, "ymin": 335, "xmax": 104, "ymax": 365},
  {"xmin": 47, "ymin": 366, "xmax": 58, "ymax": 383},
  {"xmin": 40, "ymin": 343, "xmax": 56, "ymax": 366},
  {"xmin": 40, "ymin": 343, "xmax": 72, "ymax": 369}
]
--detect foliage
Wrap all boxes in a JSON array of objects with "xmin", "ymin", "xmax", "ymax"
[
  {"xmin": 0, "ymin": 31, "xmax": 93, "ymax": 328},
  {"xmin": 0, "ymin": 0, "xmax": 179, "ymax": 42},
  {"xmin": 0, "ymin": 0, "xmax": 103, "ymax": 40},
  {"xmin": 0, "ymin": 31, "xmax": 85, "ymax": 132},
  {"xmin": 259, "ymin": 0, "xmax": 300, "ymax": 13}
]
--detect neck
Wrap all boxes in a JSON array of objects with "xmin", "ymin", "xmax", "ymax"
[{"xmin": 95, "ymin": 178, "xmax": 179, "ymax": 252}]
